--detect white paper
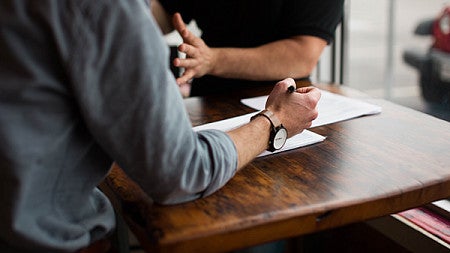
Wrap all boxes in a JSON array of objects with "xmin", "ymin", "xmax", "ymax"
[
  {"xmin": 241, "ymin": 90, "xmax": 382, "ymax": 128},
  {"xmin": 193, "ymin": 112, "xmax": 326, "ymax": 157},
  {"xmin": 432, "ymin": 199, "xmax": 450, "ymax": 214}
]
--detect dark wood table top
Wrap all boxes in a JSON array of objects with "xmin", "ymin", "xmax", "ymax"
[{"xmin": 103, "ymin": 83, "xmax": 450, "ymax": 253}]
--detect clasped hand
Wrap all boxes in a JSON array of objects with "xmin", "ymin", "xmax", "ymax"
[{"xmin": 266, "ymin": 78, "xmax": 321, "ymax": 138}]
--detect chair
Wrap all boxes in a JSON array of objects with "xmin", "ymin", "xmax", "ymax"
[{"xmin": 313, "ymin": 0, "xmax": 349, "ymax": 85}]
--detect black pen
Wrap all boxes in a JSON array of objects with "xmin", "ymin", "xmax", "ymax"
[{"xmin": 287, "ymin": 85, "xmax": 295, "ymax": 93}]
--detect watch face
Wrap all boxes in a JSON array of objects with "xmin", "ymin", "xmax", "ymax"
[{"xmin": 273, "ymin": 128, "xmax": 288, "ymax": 150}]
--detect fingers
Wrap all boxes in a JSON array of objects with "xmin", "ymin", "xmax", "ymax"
[
  {"xmin": 300, "ymin": 87, "xmax": 321, "ymax": 109},
  {"xmin": 174, "ymin": 57, "xmax": 202, "ymax": 69},
  {"xmin": 281, "ymin": 83, "xmax": 321, "ymax": 110},
  {"xmin": 177, "ymin": 43, "xmax": 199, "ymax": 58},
  {"xmin": 295, "ymin": 87, "xmax": 320, "ymax": 124},
  {"xmin": 173, "ymin": 13, "xmax": 200, "ymax": 46},
  {"xmin": 296, "ymin": 86, "xmax": 321, "ymax": 99},
  {"xmin": 172, "ymin": 13, "xmax": 187, "ymax": 35},
  {"xmin": 176, "ymin": 70, "xmax": 195, "ymax": 85},
  {"xmin": 274, "ymin": 78, "xmax": 296, "ymax": 92}
]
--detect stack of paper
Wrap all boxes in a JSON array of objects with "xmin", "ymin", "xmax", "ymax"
[
  {"xmin": 193, "ymin": 113, "xmax": 326, "ymax": 157},
  {"xmin": 241, "ymin": 90, "xmax": 382, "ymax": 128},
  {"xmin": 193, "ymin": 89, "xmax": 382, "ymax": 157}
]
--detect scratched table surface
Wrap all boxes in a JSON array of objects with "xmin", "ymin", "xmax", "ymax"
[{"xmin": 104, "ymin": 83, "xmax": 450, "ymax": 253}]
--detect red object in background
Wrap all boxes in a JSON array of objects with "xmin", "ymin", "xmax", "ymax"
[
  {"xmin": 433, "ymin": 7, "xmax": 450, "ymax": 53},
  {"xmin": 403, "ymin": 6, "xmax": 450, "ymax": 104},
  {"xmin": 398, "ymin": 207, "xmax": 450, "ymax": 244}
]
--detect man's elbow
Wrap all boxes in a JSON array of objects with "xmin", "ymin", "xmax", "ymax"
[
  {"xmin": 288, "ymin": 36, "xmax": 327, "ymax": 78},
  {"xmin": 303, "ymin": 60, "xmax": 319, "ymax": 77},
  {"xmin": 289, "ymin": 59, "xmax": 319, "ymax": 79},
  {"xmin": 152, "ymin": 191, "xmax": 201, "ymax": 205}
]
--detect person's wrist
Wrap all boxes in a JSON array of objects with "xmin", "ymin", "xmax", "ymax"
[
  {"xmin": 250, "ymin": 113, "xmax": 272, "ymax": 130},
  {"xmin": 209, "ymin": 48, "xmax": 221, "ymax": 76},
  {"xmin": 251, "ymin": 110, "xmax": 288, "ymax": 152},
  {"xmin": 250, "ymin": 113, "xmax": 271, "ymax": 146}
]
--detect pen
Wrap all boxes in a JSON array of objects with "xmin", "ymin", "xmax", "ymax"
[{"xmin": 287, "ymin": 85, "xmax": 295, "ymax": 93}]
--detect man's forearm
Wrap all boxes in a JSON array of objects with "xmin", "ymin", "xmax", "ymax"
[
  {"xmin": 211, "ymin": 36, "xmax": 327, "ymax": 81},
  {"xmin": 150, "ymin": 0, "xmax": 173, "ymax": 34},
  {"xmin": 227, "ymin": 116, "xmax": 271, "ymax": 169}
]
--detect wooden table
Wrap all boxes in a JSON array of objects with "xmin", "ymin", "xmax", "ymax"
[{"xmin": 103, "ymin": 83, "xmax": 450, "ymax": 253}]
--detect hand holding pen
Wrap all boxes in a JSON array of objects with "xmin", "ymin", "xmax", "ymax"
[
  {"xmin": 265, "ymin": 78, "xmax": 321, "ymax": 137},
  {"xmin": 287, "ymin": 85, "xmax": 296, "ymax": 93}
]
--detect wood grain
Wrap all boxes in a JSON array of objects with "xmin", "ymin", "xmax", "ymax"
[{"xmin": 103, "ymin": 83, "xmax": 450, "ymax": 253}]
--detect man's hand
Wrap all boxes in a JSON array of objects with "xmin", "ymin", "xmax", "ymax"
[
  {"xmin": 265, "ymin": 78, "xmax": 321, "ymax": 137},
  {"xmin": 227, "ymin": 78, "xmax": 320, "ymax": 169},
  {"xmin": 172, "ymin": 13, "xmax": 217, "ymax": 85}
]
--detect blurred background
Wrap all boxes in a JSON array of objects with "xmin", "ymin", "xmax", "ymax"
[
  {"xmin": 335, "ymin": 0, "xmax": 450, "ymax": 121},
  {"xmin": 165, "ymin": 0, "xmax": 450, "ymax": 121}
]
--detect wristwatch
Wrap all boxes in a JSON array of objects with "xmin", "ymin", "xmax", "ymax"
[{"xmin": 251, "ymin": 109, "xmax": 288, "ymax": 152}]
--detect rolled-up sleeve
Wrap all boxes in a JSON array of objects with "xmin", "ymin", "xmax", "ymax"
[
  {"xmin": 189, "ymin": 130, "xmax": 238, "ymax": 199},
  {"xmin": 148, "ymin": 129, "xmax": 238, "ymax": 204}
]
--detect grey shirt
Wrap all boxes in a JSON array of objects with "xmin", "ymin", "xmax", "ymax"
[{"xmin": 0, "ymin": 0, "xmax": 237, "ymax": 252}]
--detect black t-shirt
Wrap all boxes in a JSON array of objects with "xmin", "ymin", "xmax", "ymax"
[{"xmin": 160, "ymin": 0, "xmax": 344, "ymax": 96}]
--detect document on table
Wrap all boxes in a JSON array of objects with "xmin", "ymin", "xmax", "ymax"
[
  {"xmin": 241, "ymin": 90, "xmax": 382, "ymax": 128},
  {"xmin": 193, "ymin": 90, "xmax": 380, "ymax": 156},
  {"xmin": 193, "ymin": 112, "xmax": 326, "ymax": 157}
]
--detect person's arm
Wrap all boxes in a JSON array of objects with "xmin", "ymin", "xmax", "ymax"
[
  {"xmin": 227, "ymin": 78, "xmax": 320, "ymax": 169},
  {"xmin": 150, "ymin": 0, "xmax": 174, "ymax": 34},
  {"xmin": 72, "ymin": 1, "xmax": 319, "ymax": 205},
  {"xmin": 172, "ymin": 13, "xmax": 327, "ymax": 85},
  {"xmin": 208, "ymin": 36, "xmax": 325, "ymax": 80},
  {"xmin": 227, "ymin": 116, "xmax": 270, "ymax": 169}
]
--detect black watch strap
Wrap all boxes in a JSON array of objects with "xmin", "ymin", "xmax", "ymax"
[
  {"xmin": 251, "ymin": 110, "xmax": 280, "ymax": 129},
  {"xmin": 251, "ymin": 109, "xmax": 287, "ymax": 151}
]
